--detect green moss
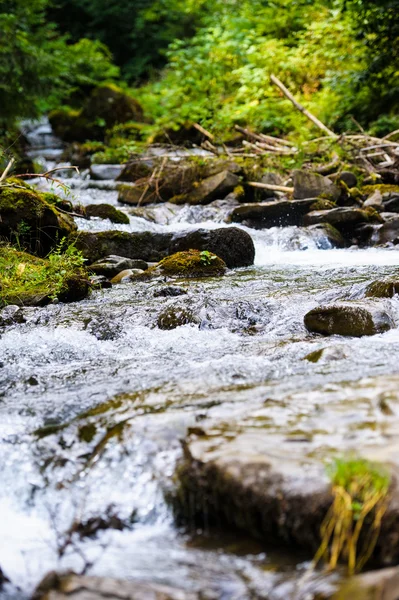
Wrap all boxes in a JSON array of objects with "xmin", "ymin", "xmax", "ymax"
[
  {"xmin": 0, "ymin": 244, "xmax": 89, "ymax": 307},
  {"xmin": 310, "ymin": 199, "xmax": 336, "ymax": 211},
  {"xmin": 304, "ymin": 348, "xmax": 324, "ymax": 362},
  {"xmin": 158, "ymin": 249, "xmax": 226, "ymax": 278},
  {"xmin": 85, "ymin": 203, "xmax": 129, "ymax": 224},
  {"xmin": 362, "ymin": 184, "xmax": 399, "ymax": 196},
  {"xmin": 365, "ymin": 280, "xmax": 399, "ymax": 298}
]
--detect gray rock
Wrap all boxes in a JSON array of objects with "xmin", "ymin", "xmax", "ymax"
[
  {"xmin": 364, "ymin": 189, "xmax": 383, "ymax": 209},
  {"xmin": 32, "ymin": 572, "xmax": 199, "ymax": 600},
  {"xmin": 89, "ymin": 275, "xmax": 112, "ymax": 289},
  {"xmin": 374, "ymin": 218, "xmax": 399, "ymax": 245},
  {"xmin": 304, "ymin": 303, "xmax": 394, "ymax": 337},
  {"xmin": 0, "ymin": 305, "xmax": 25, "ymax": 326},
  {"xmin": 258, "ymin": 172, "xmax": 283, "ymax": 199},
  {"xmin": 229, "ymin": 199, "xmax": 315, "ymax": 228},
  {"xmin": 184, "ymin": 170, "xmax": 240, "ymax": 205},
  {"xmin": 293, "ymin": 170, "xmax": 341, "ymax": 201},
  {"xmin": 338, "ymin": 171, "xmax": 358, "ymax": 188},
  {"xmin": 74, "ymin": 227, "xmax": 255, "ymax": 269},
  {"xmin": 89, "ymin": 255, "xmax": 149, "ymax": 278},
  {"xmin": 383, "ymin": 193, "xmax": 399, "ymax": 213},
  {"xmin": 304, "ymin": 207, "xmax": 373, "ymax": 231},
  {"xmin": 89, "ymin": 164, "xmax": 124, "ymax": 180},
  {"xmin": 110, "ymin": 268, "xmax": 145, "ymax": 283},
  {"xmin": 307, "ymin": 224, "xmax": 346, "ymax": 248}
]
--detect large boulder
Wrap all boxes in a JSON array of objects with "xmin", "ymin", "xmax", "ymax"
[
  {"xmin": 293, "ymin": 170, "xmax": 341, "ymax": 201},
  {"xmin": 304, "ymin": 303, "xmax": 394, "ymax": 337},
  {"xmin": 0, "ymin": 179, "xmax": 76, "ymax": 256},
  {"xmin": 229, "ymin": 199, "xmax": 315, "ymax": 228},
  {"xmin": 143, "ymin": 250, "xmax": 226, "ymax": 281},
  {"xmin": 72, "ymin": 227, "xmax": 255, "ymax": 268}
]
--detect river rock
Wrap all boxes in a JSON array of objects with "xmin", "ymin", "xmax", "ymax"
[
  {"xmin": 89, "ymin": 164, "xmax": 124, "ymax": 180},
  {"xmin": 89, "ymin": 275, "xmax": 112, "ymax": 289},
  {"xmin": 0, "ymin": 180, "xmax": 76, "ymax": 256},
  {"xmin": 154, "ymin": 286, "xmax": 188, "ymax": 297},
  {"xmin": 365, "ymin": 280, "xmax": 399, "ymax": 298},
  {"xmin": 383, "ymin": 194, "xmax": 399, "ymax": 213},
  {"xmin": 157, "ymin": 305, "xmax": 199, "ymax": 329},
  {"xmin": 229, "ymin": 199, "xmax": 315, "ymax": 228},
  {"xmin": 73, "ymin": 227, "xmax": 255, "ymax": 268},
  {"xmin": 175, "ymin": 171, "xmax": 239, "ymax": 205},
  {"xmin": 0, "ymin": 305, "xmax": 25, "ymax": 326},
  {"xmin": 364, "ymin": 189, "xmax": 383, "ymax": 209},
  {"xmin": 32, "ymin": 572, "xmax": 199, "ymax": 600},
  {"xmin": 338, "ymin": 171, "xmax": 358, "ymax": 189},
  {"xmin": 110, "ymin": 268, "xmax": 145, "ymax": 283},
  {"xmin": 304, "ymin": 303, "xmax": 394, "ymax": 336},
  {"xmin": 307, "ymin": 224, "xmax": 346, "ymax": 248},
  {"xmin": 89, "ymin": 255, "xmax": 149, "ymax": 278},
  {"xmin": 374, "ymin": 218, "xmax": 399, "ymax": 245},
  {"xmin": 293, "ymin": 170, "xmax": 341, "ymax": 201},
  {"xmin": 331, "ymin": 566, "xmax": 399, "ymax": 600},
  {"xmin": 85, "ymin": 203, "xmax": 129, "ymax": 224},
  {"xmin": 304, "ymin": 207, "xmax": 375, "ymax": 234}
]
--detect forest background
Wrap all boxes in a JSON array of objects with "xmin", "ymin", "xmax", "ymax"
[{"xmin": 0, "ymin": 0, "xmax": 398, "ymax": 146}]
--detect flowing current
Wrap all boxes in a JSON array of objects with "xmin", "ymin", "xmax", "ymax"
[{"xmin": 1, "ymin": 124, "xmax": 399, "ymax": 599}]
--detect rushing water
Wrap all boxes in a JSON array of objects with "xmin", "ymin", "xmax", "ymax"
[{"xmin": 1, "ymin": 127, "xmax": 399, "ymax": 599}]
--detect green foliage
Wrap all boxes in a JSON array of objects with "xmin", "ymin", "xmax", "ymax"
[
  {"xmin": 199, "ymin": 250, "xmax": 217, "ymax": 265},
  {"xmin": 0, "ymin": 239, "xmax": 87, "ymax": 306},
  {"xmin": 0, "ymin": 0, "xmax": 119, "ymax": 124}
]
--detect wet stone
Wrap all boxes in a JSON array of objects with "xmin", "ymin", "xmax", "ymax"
[
  {"xmin": 330, "ymin": 566, "xmax": 399, "ymax": 600},
  {"xmin": 0, "ymin": 305, "xmax": 25, "ymax": 326},
  {"xmin": 304, "ymin": 303, "xmax": 394, "ymax": 337},
  {"xmin": 85, "ymin": 203, "xmax": 129, "ymax": 224},
  {"xmin": 89, "ymin": 164, "xmax": 124, "ymax": 180},
  {"xmin": 32, "ymin": 572, "xmax": 200, "ymax": 600},
  {"xmin": 89, "ymin": 275, "xmax": 112, "ymax": 289},
  {"xmin": 365, "ymin": 280, "xmax": 399, "ymax": 298},
  {"xmin": 293, "ymin": 170, "xmax": 341, "ymax": 201},
  {"xmin": 110, "ymin": 268, "xmax": 145, "ymax": 283},
  {"xmin": 89, "ymin": 255, "xmax": 149, "ymax": 278},
  {"xmin": 153, "ymin": 286, "xmax": 188, "ymax": 297},
  {"xmin": 157, "ymin": 306, "xmax": 198, "ymax": 330}
]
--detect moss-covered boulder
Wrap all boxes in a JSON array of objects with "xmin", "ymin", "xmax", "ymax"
[
  {"xmin": 0, "ymin": 246, "xmax": 89, "ymax": 307},
  {"xmin": 145, "ymin": 250, "xmax": 226, "ymax": 279},
  {"xmin": 0, "ymin": 180, "xmax": 76, "ymax": 256},
  {"xmin": 365, "ymin": 280, "xmax": 399, "ymax": 298},
  {"xmin": 304, "ymin": 303, "xmax": 393, "ymax": 337},
  {"xmin": 85, "ymin": 204, "xmax": 129, "ymax": 224}
]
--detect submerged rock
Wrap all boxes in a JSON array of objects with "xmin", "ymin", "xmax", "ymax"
[
  {"xmin": 374, "ymin": 218, "xmax": 399, "ymax": 245},
  {"xmin": 304, "ymin": 207, "xmax": 375, "ymax": 232},
  {"xmin": 154, "ymin": 286, "xmax": 188, "ymax": 297},
  {"xmin": 293, "ymin": 170, "xmax": 341, "ymax": 201},
  {"xmin": 89, "ymin": 275, "xmax": 112, "ymax": 289},
  {"xmin": 85, "ymin": 203, "xmax": 129, "ymax": 224},
  {"xmin": 89, "ymin": 255, "xmax": 148, "ymax": 278},
  {"xmin": 157, "ymin": 305, "xmax": 198, "ymax": 329},
  {"xmin": 307, "ymin": 224, "xmax": 346, "ymax": 248},
  {"xmin": 0, "ymin": 305, "xmax": 25, "ymax": 326},
  {"xmin": 365, "ymin": 280, "xmax": 399, "ymax": 298},
  {"xmin": 32, "ymin": 572, "xmax": 199, "ymax": 600},
  {"xmin": 304, "ymin": 303, "xmax": 393, "ymax": 337},
  {"xmin": 73, "ymin": 227, "xmax": 255, "ymax": 268}
]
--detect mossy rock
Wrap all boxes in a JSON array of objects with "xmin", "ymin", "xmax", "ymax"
[
  {"xmin": 0, "ymin": 179, "xmax": 77, "ymax": 256},
  {"xmin": 365, "ymin": 280, "xmax": 399, "ymax": 298},
  {"xmin": 0, "ymin": 246, "xmax": 89, "ymax": 307},
  {"xmin": 157, "ymin": 306, "xmax": 198, "ymax": 329},
  {"xmin": 362, "ymin": 184, "xmax": 399, "ymax": 197},
  {"xmin": 81, "ymin": 84, "xmax": 144, "ymax": 129},
  {"xmin": 85, "ymin": 204, "xmax": 129, "ymax": 224},
  {"xmin": 134, "ymin": 250, "xmax": 226, "ymax": 280},
  {"xmin": 156, "ymin": 250, "xmax": 226, "ymax": 278},
  {"xmin": 304, "ymin": 303, "xmax": 393, "ymax": 337},
  {"xmin": 310, "ymin": 199, "xmax": 336, "ymax": 211},
  {"xmin": 48, "ymin": 107, "xmax": 92, "ymax": 143}
]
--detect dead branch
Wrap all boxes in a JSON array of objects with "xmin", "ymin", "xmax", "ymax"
[
  {"xmin": 270, "ymin": 74, "xmax": 338, "ymax": 139},
  {"xmin": 193, "ymin": 123, "xmax": 214, "ymax": 141},
  {"xmin": 234, "ymin": 125, "xmax": 295, "ymax": 147},
  {"xmin": 248, "ymin": 181, "xmax": 294, "ymax": 193},
  {"xmin": 0, "ymin": 158, "xmax": 15, "ymax": 183}
]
